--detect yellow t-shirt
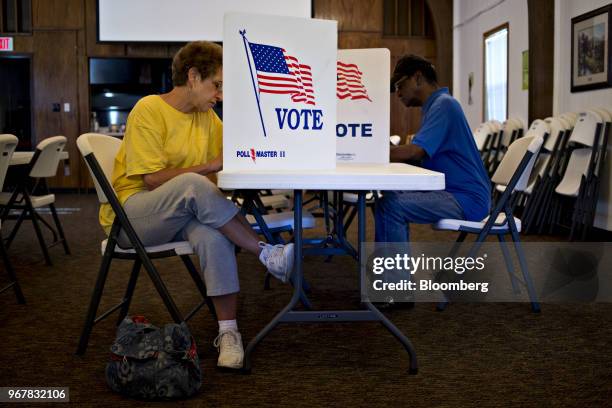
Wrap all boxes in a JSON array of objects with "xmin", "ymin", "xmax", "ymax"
[{"xmin": 99, "ymin": 95, "xmax": 223, "ymax": 234}]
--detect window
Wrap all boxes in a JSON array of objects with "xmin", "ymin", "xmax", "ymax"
[
  {"xmin": 383, "ymin": 0, "xmax": 434, "ymax": 38},
  {"xmin": 483, "ymin": 24, "xmax": 508, "ymax": 122},
  {"xmin": 0, "ymin": 0, "xmax": 31, "ymax": 34}
]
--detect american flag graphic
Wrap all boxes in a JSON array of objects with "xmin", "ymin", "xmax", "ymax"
[
  {"xmin": 337, "ymin": 61, "xmax": 372, "ymax": 102},
  {"xmin": 248, "ymin": 42, "xmax": 315, "ymax": 105}
]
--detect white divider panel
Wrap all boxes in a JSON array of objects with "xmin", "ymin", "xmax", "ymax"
[
  {"xmin": 336, "ymin": 49, "xmax": 390, "ymax": 164},
  {"xmin": 223, "ymin": 13, "xmax": 337, "ymax": 170}
]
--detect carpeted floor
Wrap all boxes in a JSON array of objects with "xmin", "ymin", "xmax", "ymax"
[{"xmin": 0, "ymin": 193, "xmax": 610, "ymax": 407}]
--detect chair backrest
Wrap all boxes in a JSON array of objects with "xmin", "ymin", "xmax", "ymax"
[
  {"xmin": 491, "ymin": 135, "xmax": 543, "ymax": 192},
  {"xmin": 29, "ymin": 136, "xmax": 67, "ymax": 178},
  {"xmin": 558, "ymin": 117, "xmax": 574, "ymax": 135},
  {"xmin": 560, "ymin": 112, "xmax": 578, "ymax": 128},
  {"xmin": 473, "ymin": 123, "xmax": 491, "ymax": 151},
  {"xmin": 569, "ymin": 111, "xmax": 602, "ymax": 147},
  {"xmin": 0, "ymin": 134, "xmax": 19, "ymax": 189},
  {"xmin": 543, "ymin": 117, "xmax": 565, "ymax": 152},
  {"xmin": 488, "ymin": 120, "xmax": 503, "ymax": 133},
  {"xmin": 525, "ymin": 119, "xmax": 550, "ymax": 140},
  {"xmin": 592, "ymin": 107, "xmax": 611, "ymax": 123},
  {"xmin": 555, "ymin": 148, "xmax": 592, "ymax": 197},
  {"xmin": 500, "ymin": 117, "xmax": 524, "ymax": 147},
  {"xmin": 76, "ymin": 133, "xmax": 122, "ymax": 204}
]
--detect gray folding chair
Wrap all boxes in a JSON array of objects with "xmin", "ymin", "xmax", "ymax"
[
  {"xmin": 433, "ymin": 135, "xmax": 544, "ymax": 312},
  {"xmin": 0, "ymin": 135, "xmax": 25, "ymax": 303},
  {"xmin": 75, "ymin": 133, "xmax": 216, "ymax": 355},
  {"xmin": 0, "ymin": 136, "xmax": 71, "ymax": 265}
]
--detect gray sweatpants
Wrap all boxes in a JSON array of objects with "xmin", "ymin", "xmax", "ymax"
[{"xmin": 120, "ymin": 172, "xmax": 241, "ymax": 297}]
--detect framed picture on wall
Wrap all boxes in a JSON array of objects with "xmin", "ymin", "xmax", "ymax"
[{"xmin": 571, "ymin": 4, "xmax": 612, "ymax": 92}]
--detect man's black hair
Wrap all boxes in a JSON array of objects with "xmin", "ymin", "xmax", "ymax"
[{"xmin": 390, "ymin": 54, "xmax": 438, "ymax": 92}]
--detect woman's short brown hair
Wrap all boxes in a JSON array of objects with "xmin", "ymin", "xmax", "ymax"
[{"xmin": 171, "ymin": 41, "xmax": 222, "ymax": 86}]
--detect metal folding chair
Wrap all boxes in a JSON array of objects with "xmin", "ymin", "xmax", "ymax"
[
  {"xmin": 0, "ymin": 135, "xmax": 25, "ymax": 303},
  {"xmin": 75, "ymin": 133, "xmax": 216, "ymax": 355},
  {"xmin": 0, "ymin": 136, "xmax": 71, "ymax": 265},
  {"xmin": 433, "ymin": 135, "xmax": 544, "ymax": 312}
]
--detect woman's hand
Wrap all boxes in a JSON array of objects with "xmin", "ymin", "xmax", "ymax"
[{"xmin": 206, "ymin": 154, "xmax": 223, "ymax": 173}]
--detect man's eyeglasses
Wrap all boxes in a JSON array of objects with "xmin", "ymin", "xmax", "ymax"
[{"xmin": 394, "ymin": 76, "xmax": 409, "ymax": 92}]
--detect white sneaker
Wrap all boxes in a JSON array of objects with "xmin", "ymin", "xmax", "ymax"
[
  {"xmin": 214, "ymin": 329, "xmax": 244, "ymax": 369},
  {"xmin": 258, "ymin": 242, "xmax": 294, "ymax": 283}
]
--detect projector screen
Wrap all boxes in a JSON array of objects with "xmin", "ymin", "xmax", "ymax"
[{"xmin": 97, "ymin": 0, "xmax": 312, "ymax": 42}]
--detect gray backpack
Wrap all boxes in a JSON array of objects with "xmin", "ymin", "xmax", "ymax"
[{"xmin": 105, "ymin": 316, "xmax": 201, "ymax": 400}]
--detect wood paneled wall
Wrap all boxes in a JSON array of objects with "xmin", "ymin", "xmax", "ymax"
[
  {"xmin": 6, "ymin": 0, "xmax": 453, "ymax": 188},
  {"xmin": 527, "ymin": 0, "xmax": 554, "ymax": 124},
  {"xmin": 8, "ymin": 0, "xmax": 181, "ymax": 188}
]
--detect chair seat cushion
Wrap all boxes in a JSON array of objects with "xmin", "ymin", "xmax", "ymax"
[
  {"xmin": 0, "ymin": 192, "xmax": 55, "ymax": 207},
  {"xmin": 101, "ymin": 239, "xmax": 194, "ymax": 256},
  {"xmin": 433, "ymin": 213, "xmax": 522, "ymax": 233},
  {"xmin": 247, "ymin": 211, "xmax": 315, "ymax": 232}
]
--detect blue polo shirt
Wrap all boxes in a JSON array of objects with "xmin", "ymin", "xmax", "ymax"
[{"xmin": 412, "ymin": 87, "xmax": 491, "ymax": 221}]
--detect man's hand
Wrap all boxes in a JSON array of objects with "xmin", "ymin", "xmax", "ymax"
[{"xmin": 390, "ymin": 143, "xmax": 427, "ymax": 164}]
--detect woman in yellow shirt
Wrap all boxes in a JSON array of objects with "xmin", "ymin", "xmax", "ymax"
[{"xmin": 99, "ymin": 41, "xmax": 293, "ymax": 370}]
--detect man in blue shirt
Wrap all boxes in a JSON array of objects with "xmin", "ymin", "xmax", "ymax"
[{"xmin": 375, "ymin": 55, "xmax": 491, "ymax": 243}]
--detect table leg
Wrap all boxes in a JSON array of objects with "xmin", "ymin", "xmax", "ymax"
[
  {"xmin": 243, "ymin": 189, "xmax": 305, "ymax": 373},
  {"xmin": 357, "ymin": 191, "xmax": 418, "ymax": 374},
  {"xmin": 242, "ymin": 190, "xmax": 418, "ymax": 374}
]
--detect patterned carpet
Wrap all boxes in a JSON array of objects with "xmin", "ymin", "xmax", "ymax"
[{"xmin": 0, "ymin": 193, "xmax": 610, "ymax": 407}]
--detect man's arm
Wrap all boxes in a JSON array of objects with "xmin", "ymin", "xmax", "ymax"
[
  {"xmin": 142, "ymin": 155, "xmax": 222, "ymax": 191},
  {"xmin": 390, "ymin": 143, "xmax": 427, "ymax": 164}
]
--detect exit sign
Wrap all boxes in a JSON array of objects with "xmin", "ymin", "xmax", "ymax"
[{"xmin": 0, "ymin": 37, "xmax": 13, "ymax": 51}]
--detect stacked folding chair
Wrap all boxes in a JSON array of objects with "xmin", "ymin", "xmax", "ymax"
[
  {"xmin": 521, "ymin": 116, "xmax": 568, "ymax": 231},
  {"xmin": 486, "ymin": 118, "xmax": 525, "ymax": 176},
  {"xmin": 549, "ymin": 110, "xmax": 609, "ymax": 240},
  {"xmin": 479, "ymin": 120, "xmax": 502, "ymax": 169},
  {"xmin": 473, "ymin": 122, "xmax": 494, "ymax": 162},
  {"xmin": 523, "ymin": 113, "xmax": 578, "ymax": 234},
  {"xmin": 494, "ymin": 119, "xmax": 550, "ymax": 206}
]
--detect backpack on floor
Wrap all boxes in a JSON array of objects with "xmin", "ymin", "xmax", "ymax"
[{"xmin": 105, "ymin": 316, "xmax": 201, "ymax": 400}]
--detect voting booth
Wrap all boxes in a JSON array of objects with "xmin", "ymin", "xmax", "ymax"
[
  {"xmin": 336, "ymin": 49, "xmax": 390, "ymax": 164},
  {"xmin": 223, "ymin": 13, "xmax": 338, "ymax": 170}
]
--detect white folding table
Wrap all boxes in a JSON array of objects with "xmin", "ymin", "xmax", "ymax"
[{"xmin": 218, "ymin": 162, "xmax": 445, "ymax": 374}]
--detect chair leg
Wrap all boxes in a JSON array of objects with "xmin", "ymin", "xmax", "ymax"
[
  {"xmin": 436, "ymin": 231, "xmax": 467, "ymax": 311},
  {"xmin": 4, "ymin": 207, "xmax": 28, "ymax": 249},
  {"xmin": 0, "ymin": 237, "xmax": 25, "ymax": 304},
  {"xmin": 497, "ymin": 234, "xmax": 521, "ymax": 294},
  {"xmin": 76, "ymin": 244, "xmax": 115, "ymax": 355},
  {"xmin": 49, "ymin": 203, "xmax": 71, "ymax": 255},
  {"xmin": 180, "ymin": 255, "xmax": 217, "ymax": 319},
  {"xmin": 264, "ymin": 272, "xmax": 272, "ymax": 290},
  {"xmin": 33, "ymin": 211, "xmax": 58, "ymax": 242},
  {"xmin": 27, "ymin": 207, "xmax": 52, "ymax": 266},
  {"xmin": 508, "ymin": 220, "xmax": 541, "ymax": 313},
  {"xmin": 116, "ymin": 259, "xmax": 141, "ymax": 326},
  {"xmin": 343, "ymin": 206, "xmax": 357, "ymax": 234}
]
